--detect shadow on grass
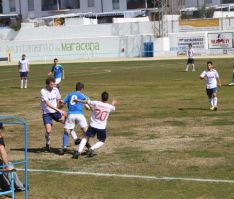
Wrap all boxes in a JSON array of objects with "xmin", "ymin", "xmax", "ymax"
[
  {"xmin": 10, "ymin": 147, "xmax": 71, "ymax": 155},
  {"xmin": 178, "ymin": 107, "xmax": 208, "ymax": 111}
]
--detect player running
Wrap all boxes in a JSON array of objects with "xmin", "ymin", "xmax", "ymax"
[
  {"xmin": 48, "ymin": 58, "xmax": 64, "ymax": 90},
  {"xmin": 200, "ymin": 61, "xmax": 221, "ymax": 111},
  {"xmin": 40, "ymin": 77, "xmax": 67, "ymax": 152},
  {"xmin": 58, "ymin": 82, "xmax": 91, "ymax": 156},
  {"xmin": 18, "ymin": 54, "xmax": 30, "ymax": 89},
  {"xmin": 185, "ymin": 43, "xmax": 195, "ymax": 72},
  {"xmin": 74, "ymin": 91, "xmax": 117, "ymax": 159}
]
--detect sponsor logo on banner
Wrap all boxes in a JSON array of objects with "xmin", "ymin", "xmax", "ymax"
[
  {"xmin": 179, "ymin": 19, "xmax": 219, "ymax": 31},
  {"xmin": 208, "ymin": 32, "xmax": 233, "ymax": 49}
]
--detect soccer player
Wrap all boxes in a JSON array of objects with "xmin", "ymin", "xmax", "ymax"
[
  {"xmin": 18, "ymin": 54, "xmax": 30, "ymax": 89},
  {"xmin": 74, "ymin": 91, "xmax": 117, "ymax": 159},
  {"xmin": 48, "ymin": 58, "xmax": 64, "ymax": 90},
  {"xmin": 59, "ymin": 82, "xmax": 91, "ymax": 156},
  {"xmin": 200, "ymin": 61, "xmax": 221, "ymax": 111},
  {"xmin": 0, "ymin": 123, "xmax": 9, "ymax": 168},
  {"xmin": 228, "ymin": 65, "xmax": 234, "ymax": 86},
  {"xmin": 40, "ymin": 77, "xmax": 67, "ymax": 152},
  {"xmin": 185, "ymin": 43, "xmax": 195, "ymax": 72}
]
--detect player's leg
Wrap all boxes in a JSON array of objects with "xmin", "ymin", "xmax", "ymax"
[
  {"xmin": 23, "ymin": 72, "xmax": 28, "ymax": 88},
  {"xmin": 212, "ymin": 91, "xmax": 218, "ymax": 110},
  {"xmin": 20, "ymin": 73, "xmax": 24, "ymax": 89},
  {"xmin": 89, "ymin": 129, "xmax": 106, "ymax": 157},
  {"xmin": 192, "ymin": 59, "xmax": 195, "ymax": 72},
  {"xmin": 185, "ymin": 59, "xmax": 190, "ymax": 71},
  {"xmin": 44, "ymin": 124, "xmax": 52, "ymax": 152}
]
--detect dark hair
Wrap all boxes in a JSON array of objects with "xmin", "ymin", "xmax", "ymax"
[
  {"xmin": 189, "ymin": 43, "xmax": 192, "ymax": 47},
  {"xmin": 22, "ymin": 54, "xmax": 26, "ymax": 57},
  {"xmin": 46, "ymin": 77, "xmax": 55, "ymax": 85},
  {"xmin": 0, "ymin": 123, "xmax": 3, "ymax": 130},
  {"xmin": 76, "ymin": 82, "xmax": 84, "ymax": 91},
  {"xmin": 54, "ymin": 58, "xmax": 58, "ymax": 61},
  {"xmin": 207, "ymin": 61, "xmax": 213, "ymax": 66},
  {"xmin": 101, "ymin": 91, "xmax": 109, "ymax": 101}
]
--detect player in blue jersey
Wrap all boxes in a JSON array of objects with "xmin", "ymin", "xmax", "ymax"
[
  {"xmin": 58, "ymin": 82, "xmax": 91, "ymax": 156},
  {"xmin": 48, "ymin": 58, "xmax": 64, "ymax": 89}
]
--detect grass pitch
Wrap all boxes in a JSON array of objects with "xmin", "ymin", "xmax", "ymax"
[{"xmin": 1, "ymin": 58, "xmax": 234, "ymax": 199}]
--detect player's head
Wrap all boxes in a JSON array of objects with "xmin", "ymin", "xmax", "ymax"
[
  {"xmin": 207, "ymin": 61, "xmax": 213, "ymax": 70},
  {"xmin": 76, "ymin": 82, "xmax": 84, "ymax": 91},
  {"xmin": 22, "ymin": 54, "xmax": 26, "ymax": 60},
  {"xmin": 46, "ymin": 77, "xmax": 56, "ymax": 90},
  {"xmin": 188, "ymin": 43, "xmax": 192, "ymax": 48},
  {"xmin": 54, "ymin": 58, "xmax": 58, "ymax": 64},
  {"xmin": 101, "ymin": 91, "xmax": 109, "ymax": 102}
]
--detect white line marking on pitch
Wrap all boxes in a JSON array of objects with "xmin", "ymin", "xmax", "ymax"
[{"xmin": 18, "ymin": 169, "xmax": 234, "ymax": 184}]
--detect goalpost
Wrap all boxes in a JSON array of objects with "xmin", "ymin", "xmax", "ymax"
[{"xmin": 0, "ymin": 115, "xmax": 28, "ymax": 199}]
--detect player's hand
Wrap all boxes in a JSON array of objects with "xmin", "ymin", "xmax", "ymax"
[
  {"xmin": 59, "ymin": 110, "xmax": 67, "ymax": 117},
  {"xmin": 62, "ymin": 77, "xmax": 65, "ymax": 80},
  {"xmin": 48, "ymin": 72, "xmax": 52, "ymax": 76},
  {"xmin": 218, "ymin": 84, "xmax": 222, "ymax": 88},
  {"xmin": 112, "ymin": 100, "xmax": 117, "ymax": 106}
]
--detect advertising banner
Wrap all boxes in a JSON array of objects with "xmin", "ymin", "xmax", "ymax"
[
  {"xmin": 208, "ymin": 32, "xmax": 233, "ymax": 49},
  {"xmin": 179, "ymin": 19, "xmax": 220, "ymax": 31}
]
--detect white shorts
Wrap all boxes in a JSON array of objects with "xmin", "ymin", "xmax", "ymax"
[
  {"xmin": 64, "ymin": 114, "xmax": 88, "ymax": 130},
  {"xmin": 55, "ymin": 78, "xmax": 61, "ymax": 84}
]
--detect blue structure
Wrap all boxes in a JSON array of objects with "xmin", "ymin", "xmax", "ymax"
[{"xmin": 0, "ymin": 116, "xmax": 28, "ymax": 199}]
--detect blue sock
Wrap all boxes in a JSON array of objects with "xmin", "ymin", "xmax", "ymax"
[{"xmin": 63, "ymin": 131, "xmax": 69, "ymax": 148}]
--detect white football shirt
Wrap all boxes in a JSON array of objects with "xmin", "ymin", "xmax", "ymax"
[
  {"xmin": 88, "ymin": 100, "xmax": 115, "ymax": 129},
  {"xmin": 40, "ymin": 87, "xmax": 61, "ymax": 114},
  {"xmin": 200, "ymin": 69, "xmax": 220, "ymax": 89},
  {"xmin": 187, "ymin": 48, "xmax": 195, "ymax": 59},
  {"xmin": 19, "ymin": 59, "xmax": 29, "ymax": 72}
]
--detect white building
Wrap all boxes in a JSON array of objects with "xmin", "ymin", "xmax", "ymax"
[
  {"xmin": 185, "ymin": 0, "xmax": 234, "ymax": 7},
  {"xmin": 0, "ymin": 0, "xmax": 150, "ymax": 19}
]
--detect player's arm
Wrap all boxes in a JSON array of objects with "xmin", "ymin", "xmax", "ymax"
[
  {"xmin": 217, "ymin": 78, "xmax": 221, "ymax": 87},
  {"xmin": 0, "ymin": 144, "xmax": 9, "ymax": 167},
  {"xmin": 200, "ymin": 72, "xmax": 207, "ymax": 80},
  {"xmin": 73, "ymin": 99, "xmax": 89, "ymax": 104},
  {"xmin": 62, "ymin": 67, "xmax": 65, "ymax": 80},
  {"xmin": 48, "ymin": 67, "xmax": 54, "ymax": 76},
  {"xmin": 45, "ymin": 99, "xmax": 67, "ymax": 116},
  {"xmin": 18, "ymin": 61, "xmax": 20, "ymax": 71}
]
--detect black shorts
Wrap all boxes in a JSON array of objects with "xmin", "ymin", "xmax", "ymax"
[
  {"xmin": 187, "ymin": 58, "xmax": 194, "ymax": 64},
  {"xmin": 0, "ymin": 138, "xmax": 5, "ymax": 147},
  {"xmin": 85, "ymin": 126, "xmax": 106, "ymax": 142}
]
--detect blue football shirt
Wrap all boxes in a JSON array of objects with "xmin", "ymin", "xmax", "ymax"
[
  {"xmin": 51, "ymin": 65, "xmax": 63, "ymax": 79},
  {"xmin": 64, "ymin": 91, "xmax": 89, "ymax": 114}
]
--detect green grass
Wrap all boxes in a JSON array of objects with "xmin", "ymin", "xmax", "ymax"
[{"xmin": 1, "ymin": 58, "xmax": 234, "ymax": 198}]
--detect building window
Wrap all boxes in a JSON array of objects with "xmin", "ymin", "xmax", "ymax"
[
  {"xmin": 61, "ymin": 0, "xmax": 80, "ymax": 9},
  {"xmin": 222, "ymin": 0, "xmax": 234, "ymax": 3},
  {"xmin": 28, "ymin": 0, "xmax": 34, "ymax": 11},
  {"xmin": 42, "ymin": 0, "xmax": 57, "ymax": 11},
  {"xmin": 205, "ymin": 0, "xmax": 212, "ymax": 3},
  {"xmin": 0, "ymin": 0, "xmax": 2, "ymax": 13},
  {"xmin": 9, "ymin": 0, "xmax": 16, "ymax": 12},
  {"xmin": 88, "ymin": 0, "xmax": 95, "ymax": 7},
  {"xmin": 113, "ymin": 0, "xmax": 120, "ymax": 9},
  {"xmin": 127, "ymin": 0, "xmax": 145, "ymax": 9}
]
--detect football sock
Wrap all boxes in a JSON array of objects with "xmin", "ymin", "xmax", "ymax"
[
  {"xmin": 71, "ymin": 130, "xmax": 78, "ymax": 140},
  {"xmin": 185, "ymin": 65, "xmax": 189, "ymax": 71},
  {"xmin": 192, "ymin": 64, "xmax": 195, "ymax": 71},
  {"xmin": 20, "ymin": 80, "xmax": 23, "ymax": 88},
  {"xmin": 45, "ymin": 132, "xmax": 50, "ymax": 145},
  {"xmin": 86, "ymin": 142, "xmax": 91, "ymax": 149},
  {"xmin": 91, "ymin": 141, "xmax": 104, "ymax": 150},
  {"xmin": 209, "ymin": 98, "xmax": 214, "ymax": 107},
  {"xmin": 24, "ymin": 79, "xmax": 27, "ymax": 88},
  {"xmin": 78, "ymin": 138, "xmax": 87, "ymax": 153},
  {"xmin": 213, "ymin": 97, "xmax": 218, "ymax": 107},
  {"xmin": 63, "ymin": 131, "xmax": 69, "ymax": 148}
]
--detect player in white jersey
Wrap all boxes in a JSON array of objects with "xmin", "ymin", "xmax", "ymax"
[
  {"xmin": 73, "ymin": 91, "xmax": 117, "ymax": 158},
  {"xmin": 40, "ymin": 77, "xmax": 67, "ymax": 152},
  {"xmin": 185, "ymin": 43, "xmax": 195, "ymax": 72},
  {"xmin": 228, "ymin": 65, "xmax": 234, "ymax": 86},
  {"xmin": 18, "ymin": 54, "xmax": 30, "ymax": 88},
  {"xmin": 200, "ymin": 61, "xmax": 221, "ymax": 111}
]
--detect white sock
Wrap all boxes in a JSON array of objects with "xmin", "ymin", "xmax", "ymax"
[
  {"xmin": 91, "ymin": 141, "xmax": 104, "ymax": 150},
  {"xmin": 24, "ymin": 79, "xmax": 28, "ymax": 88},
  {"xmin": 78, "ymin": 138, "xmax": 87, "ymax": 153},
  {"xmin": 213, "ymin": 97, "xmax": 218, "ymax": 107},
  {"xmin": 185, "ymin": 65, "xmax": 189, "ymax": 71},
  {"xmin": 20, "ymin": 80, "xmax": 23, "ymax": 88},
  {"xmin": 192, "ymin": 64, "xmax": 195, "ymax": 71},
  {"xmin": 209, "ymin": 99, "xmax": 213, "ymax": 106},
  {"xmin": 45, "ymin": 132, "xmax": 51, "ymax": 145},
  {"xmin": 71, "ymin": 130, "xmax": 78, "ymax": 140}
]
